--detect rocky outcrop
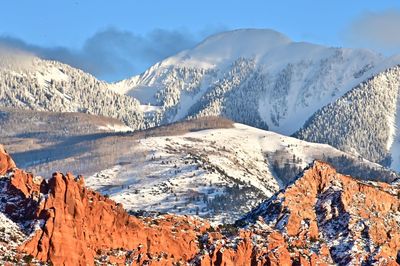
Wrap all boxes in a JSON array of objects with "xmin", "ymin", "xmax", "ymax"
[
  {"xmin": 0, "ymin": 144, "xmax": 15, "ymax": 175},
  {"xmin": 13, "ymin": 171, "xmax": 209, "ymax": 265},
  {"xmin": 213, "ymin": 161, "xmax": 400, "ymax": 265},
  {"xmin": 1, "ymin": 144, "xmax": 400, "ymax": 265}
]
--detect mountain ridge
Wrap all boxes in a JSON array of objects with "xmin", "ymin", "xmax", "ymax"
[
  {"xmin": 110, "ymin": 29, "xmax": 400, "ymax": 170},
  {"xmin": 0, "ymin": 53, "xmax": 145, "ymax": 129},
  {"xmin": 3, "ymin": 29, "xmax": 400, "ymax": 170},
  {"xmin": 111, "ymin": 29, "xmax": 391, "ymax": 134}
]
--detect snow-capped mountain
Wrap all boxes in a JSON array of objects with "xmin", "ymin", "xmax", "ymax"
[
  {"xmin": 3, "ymin": 29, "xmax": 400, "ymax": 171},
  {"xmin": 112, "ymin": 29, "xmax": 389, "ymax": 134},
  {"xmin": 0, "ymin": 48, "xmax": 145, "ymax": 130},
  {"xmin": 110, "ymin": 29, "xmax": 400, "ymax": 170}
]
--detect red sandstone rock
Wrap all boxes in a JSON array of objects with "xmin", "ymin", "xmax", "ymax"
[
  {"xmin": 17, "ymin": 171, "xmax": 210, "ymax": 265},
  {"xmin": 0, "ymin": 144, "xmax": 15, "ymax": 175},
  {"xmin": 196, "ymin": 161, "xmax": 400, "ymax": 265}
]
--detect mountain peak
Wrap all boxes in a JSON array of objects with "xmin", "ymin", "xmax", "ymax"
[
  {"xmin": 118, "ymin": 27, "xmax": 389, "ymax": 141},
  {"xmin": 199, "ymin": 28, "xmax": 292, "ymax": 48},
  {"xmin": 162, "ymin": 28, "xmax": 293, "ymax": 68}
]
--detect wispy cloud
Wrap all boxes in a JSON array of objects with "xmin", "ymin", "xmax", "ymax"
[
  {"xmin": 343, "ymin": 9, "xmax": 400, "ymax": 54},
  {"xmin": 0, "ymin": 27, "xmax": 225, "ymax": 81}
]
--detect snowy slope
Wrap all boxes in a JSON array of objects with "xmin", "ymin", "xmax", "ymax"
[
  {"xmin": 85, "ymin": 123, "xmax": 395, "ymax": 223},
  {"xmin": 295, "ymin": 65, "xmax": 400, "ymax": 168},
  {"xmin": 0, "ymin": 51, "xmax": 145, "ymax": 129},
  {"xmin": 112, "ymin": 29, "xmax": 390, "ymax": 135},
  {"xmin": 0, "ymin": 212, "xmax": 30, "ymax": 264}
]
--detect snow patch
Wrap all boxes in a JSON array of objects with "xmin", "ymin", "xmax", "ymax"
[{"xmin": 98, "ymin": 124, "xmax": 133, "ymax": 132}]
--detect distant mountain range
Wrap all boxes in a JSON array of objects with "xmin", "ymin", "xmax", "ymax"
[{"xmin": 2, "ymin": 28, "xmax": 400, "ymax": 170}]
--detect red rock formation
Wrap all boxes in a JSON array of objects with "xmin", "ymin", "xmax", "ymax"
[
  {"xmin": 197, "ymin": 161, "xmax": 400, "ymax": 265},
  {"xmin": 1, "ymin": 142, "xmax": 400, "ymax": 266},
  {"xmin": 0, "ymin": 144, "xmax": 15, "ymax": 175},
  {"xmin": 14, "ymin": 171, "xmax": 210, "ymax": 265}
]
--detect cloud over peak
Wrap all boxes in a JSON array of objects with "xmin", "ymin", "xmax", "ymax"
[
  {"xmin": 0, "ymin": 27, "xmax": 223, "ymax": 81},
  {"xmin": 344, "ymin": 9, "xmax": 400, "ymax": 54}
]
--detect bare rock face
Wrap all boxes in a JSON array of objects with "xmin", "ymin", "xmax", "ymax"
[
  {"xmin": 213, "ymin": 161, "xmax": 400, "ymax": 265},
  {"xmin": 0, "ymin": 144, "xmax": 15, "ymax": 175},
  {"xmin": 1, "ymin": 143, "xmax": 400, "ymax": 265}
]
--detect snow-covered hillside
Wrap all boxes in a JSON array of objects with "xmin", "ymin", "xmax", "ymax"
[
  {"xmin": 1, "ymin": 112, "xmax": 396, "ymax": 223},
  {"xmin": 85, "ymin": 123, "xmax": 396, "ymax": 223},
  {"xmin": 112, "ymin": 29, "xmax": 390, "ymax": 135},
  {"xmin": 0, "ymin": 212, "xmax": 27, "ymax": 262},
  {"xmin": 0, "ymin": 50, "xmax": 145, "ymax": 129},
  {"xmin": 295, "ymin": 66, "xmax": 400, "ymax": 168}
]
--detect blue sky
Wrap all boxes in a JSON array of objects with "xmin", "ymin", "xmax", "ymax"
[{"xmin": 1, "ymin": 0, "xmax": 400, "ymax": 81}]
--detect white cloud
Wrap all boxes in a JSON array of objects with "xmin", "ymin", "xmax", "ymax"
[
  {"xmin": 344, "ymin": 9, "xmax": 400, "ymax": 54},
  {"xmin": 0, "ymin": 27, "xmax": 226, "ymax": 81}
]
